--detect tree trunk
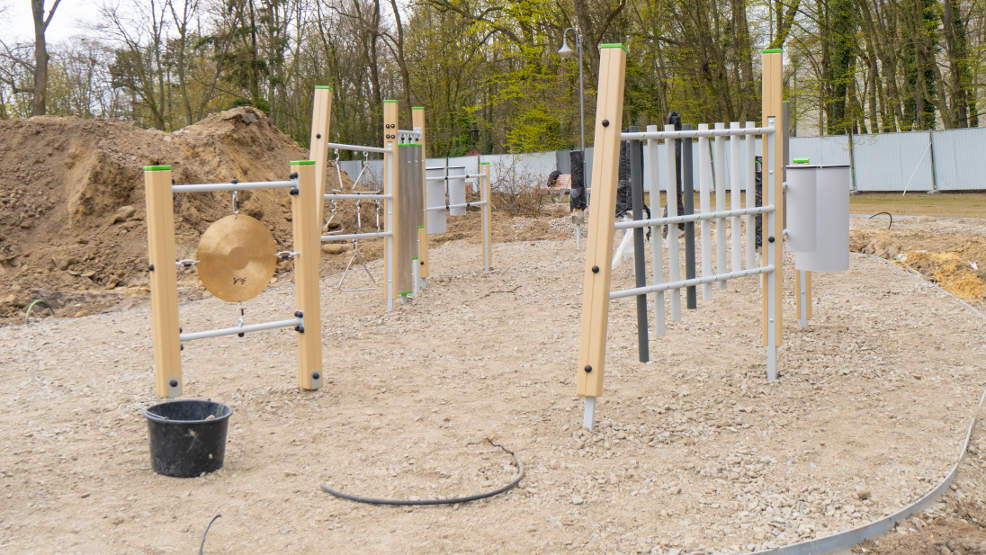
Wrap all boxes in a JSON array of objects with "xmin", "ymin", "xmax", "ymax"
[{"xmin": 31, "ymin": 0, "xmax": 57, "ymax": 116}]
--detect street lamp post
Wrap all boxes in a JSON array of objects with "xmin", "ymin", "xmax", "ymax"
[
  {"xmin": 558, "ymin": 26, "xmax": 585, "ymax": 154},
  {"xmin": 559, "ymin": 27, "xmax": 586, "ymax": 248}
]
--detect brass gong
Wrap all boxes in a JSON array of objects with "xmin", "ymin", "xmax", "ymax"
[{"xmin": 196, "ymin": 214, "xmax": 278, "ymax": 302}]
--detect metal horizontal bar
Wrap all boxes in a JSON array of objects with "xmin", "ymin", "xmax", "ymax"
[
  {"xmin": 425, "ymin": 201, "xmax": 487, "ymax": 212},
  {"xmin": 172, "ymin": 180, "xmax": 295, "ymax": 193},
  {"xmin": 426, "ymin": 165, "xmax": 466, "ymax": 170},
  {"xmin": 324, "ymin": 141, "xmax": 388, "ymax": 154},
  {"xmin": 324, "ymin": 193, "xmax": 391, "ymax": 200},
  {"xmin": 610, "ymin": 265, "xmax": 774, "ymax": 299},
  {"xmin": 621, "ymin": 125, "xmax": 774, "ymax": 141},
  {"xmin": 180, "ymin": 318, "xmax": 301, "ymax": 342},
  {"xmin": 615, "ymin": 205, "xmax": 775, "ymax": 229},
  {"xmin": 426, "ymin": 174, "xmax": 482, "ymax": 182},
  {"xmin": 321, "ymin": 231, "xmax": 392, "ymax": 241}
]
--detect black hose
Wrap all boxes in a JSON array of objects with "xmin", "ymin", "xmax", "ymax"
[
  {"xmin": 199, "ymin": 514, "xmax": 221, "ymax": 555},
  {"xmin": 320, "ymin": 438, "xmax": 523, "ymax": 506},
  {"xmin": 869, "ymin": 211, "xmax": 893, "ymax": 229}
]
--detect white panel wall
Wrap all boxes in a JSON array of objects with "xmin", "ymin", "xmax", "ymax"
[{"xmin": 337, "ymin": 126, "xmax": 986, "ymax": 193}]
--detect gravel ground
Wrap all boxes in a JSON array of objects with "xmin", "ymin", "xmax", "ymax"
[{"xmin": 0, "ymin": 217, "xmax": 984, "ymax": 553}]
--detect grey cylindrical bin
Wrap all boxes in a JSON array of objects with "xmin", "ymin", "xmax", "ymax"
[
  {"xmin": 793, "ymin": 164, "xmax": 850, "ymax": 272},
  {"xmin": 447, "ymin": 166, "xmax": 467, "ymax": 216},
  {"xmin": 425, "ymin": 167, "xmax": 447, "ymax": 234},
  {"xmin": 785, "ymin": 163, "xmax": 817, "ymax": 253}
]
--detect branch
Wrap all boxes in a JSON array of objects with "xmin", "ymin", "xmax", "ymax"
[{"xmin": 44, "ymin": 0, "xmax": 63, "ymax": 31}]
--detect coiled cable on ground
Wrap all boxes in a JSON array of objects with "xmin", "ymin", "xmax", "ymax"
[{"xmin": 320, "ymin": 438, "xmax": 523, "ymax": 506}]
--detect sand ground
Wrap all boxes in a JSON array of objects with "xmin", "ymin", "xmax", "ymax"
[{"xmin": 1, "ymin": 216, "xmax": 984, "ymax": 553}]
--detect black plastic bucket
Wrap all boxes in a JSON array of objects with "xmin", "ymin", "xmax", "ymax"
[{"xmin": 144, "ymin": 399, "xmax": 232, "ymax": 477}]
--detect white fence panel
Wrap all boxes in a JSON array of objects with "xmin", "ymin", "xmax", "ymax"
[
  {"xmin": 931, "ymin": 128, "xmax": 986, "ymax": 191},
  {"xmin": 852, "ymin": 132, "xmax": 933, "ymax": 192}
]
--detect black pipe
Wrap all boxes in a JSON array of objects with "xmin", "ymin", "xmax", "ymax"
[
  {"xmin": 681, "ymin": 124, "xmax": 697, "ymax": 309},
  {"xmin": 628, "ymin": 126, "xmax": 649, "ymax": 363}
]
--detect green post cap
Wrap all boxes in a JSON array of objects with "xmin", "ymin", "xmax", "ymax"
[
  {"xmin": 143, "ymin": 165, "xmax": 172, "ymax": 171},
  {"xmin": 417, "ymin": 225, "xmax": 424, "ymax": 229},
  {"xmin": 412, "ymin": 106, "xmax": 425, "ymax": 110},
  {"xmin": 762, "ymin": 48, "xmax": 783, "ymax": 53},
  {"xmin": 599, "ymin": 43, "xmax": 628, "ymax": 53},
  {"xmin": 314, "ymin": 85, "xmax": 332, "ymax": 90},
  {"xmin": 792, "ymin": 158, "xmax": 810, "ymax": 164},
  {"xmin": 290, "ymin": 160, "xmax": 316, "ymax": 165},
  {"xmin": 399, "ymin": 291, "xmax": 412, "ymax": 296},
  {"xmin": 383, "ymin": 99, "xmax": 398, "ymax": 104},
  {"xmin": 479, "ymin": 161, "xmax": 490, "ymax": 165}
]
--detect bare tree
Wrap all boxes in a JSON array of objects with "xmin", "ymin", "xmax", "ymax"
[{"xmin": 31, "ymin": 0, "xmax": 62, "ymax": 115}]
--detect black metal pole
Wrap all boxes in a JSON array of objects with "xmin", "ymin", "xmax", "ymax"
[
  {"xmin": 682, "ymin": 124, "xmax": 697, "ymax": 309},
  {"xmin": 628, "ymin": 126, "xmax": 649, "ymax": 363}
]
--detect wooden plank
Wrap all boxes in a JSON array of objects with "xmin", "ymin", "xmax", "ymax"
[
  {"xmin": 308, "ymin": 86, "xmax": 332, "ymax": 226},
  {"xmin": 383, "ymin": 100, "xmax": 400, "ymax": 301},
  {"xmin": 143, "ymin": 166, "xmax": 182, "ymax": 397},
  {"xmin": 291, "ymin": 161, "xmax": 322, "ymax": 389},
  {"xmin": 412, "ymin": 107, "xmax": 429, "ymax": 280},
  {"xmin": 576, "ymin": 45, "xmax": 627, "ymax": 398},
  {"xmin": 761, "ymin": 50, "xmax": 784, "ymax": 346}
]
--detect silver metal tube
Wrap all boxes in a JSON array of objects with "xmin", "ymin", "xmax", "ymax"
[
  {"xmin": 622, "ymin": 126, "xmax": 774, "ymax": 141},
  {"xmin": 321, "ymin": 231, "xmax": 392, "ymax": 242},
  {"xmin": 172, "ymin": 180, "xmax": 295, "ymax": 193},
  {"xmin": 765, "ymin": 117, "xmax": 778, "ymax": 382},
  {"xmin": 646, "ymin": 124, "xmax": 665, "ymax": 336},
  {"xmin": 610, "ymin": 265, "xmax": 774, "ymax": 299},
  {"xmin": 180, "ymin": 318, "xmax": 301, "ymax": 342},
  {"xmin": 324, "ymin": 141, "xmax": 389, "ymax": 154},
  {"xmin": 324, "ymin": 193, "xmax": 391, "ymax": 200},
  {"xmin": 614, "ymin": 205, "xmax": 774, "ymax": 229}
]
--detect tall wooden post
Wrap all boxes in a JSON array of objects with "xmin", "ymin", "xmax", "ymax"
[
  {"xmin": 412, "ymin": 107, "xmax": 429, "ymax": 281},
  {"xmin": 144, "ymin": 165, "xmax": 182, "ymax": 398},
  {"xmin": 576, "ymin": 44, "xmax": 627, "ymax": 428},
  {"xmin": 383, "ymin": 100, "xmax": 401, "ymax": 302},
  {"xmin": 761, "ymin": 49, "xmax": 784, "ymax": 348},
  {"xmin": 309, "ymin": 86, "xmax": 333, "ymax": 227},
  {"xmin": 291, "ymin": 161, "xmax": 322, "ymax": 390},
  {"xmin": 481, "ymin": 161, "xmax": 492, "ymax": 270}
]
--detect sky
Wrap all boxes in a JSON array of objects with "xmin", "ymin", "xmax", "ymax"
[{"xmin": 1, "ymin": 1, "xmax": 104, "ymax": 44}]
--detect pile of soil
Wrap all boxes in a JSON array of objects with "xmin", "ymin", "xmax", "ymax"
[
  {"xmin": 0, "ymin": 108, "xmax": 354, "ymax": 322},
  {"xmin": 851, "ymin": 227, "xmax": 986, "ymax": 307}
]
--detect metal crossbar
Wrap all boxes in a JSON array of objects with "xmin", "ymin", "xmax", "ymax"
[
  {"xmin": 324, "ymin": 193, "xmax": 391, "ymax": 200},
  {"xmin": 180, "ymin": 318, "xmax": 302, "ymax": 342},
  {"xmin": 614, "ymin": 205, "xmax": 774, "ymax": 230},
  {"xmin": 610, "ymin": 265, "xmax": 774, "ymax": 299},
  {"xmin": 324, "ymin": 141, "xmax": 388, "ymax": 154},
  {"xmin": 172, "ymin": 180, "xmax": 295, "ymax": 193},
  {"xmin": 425, "ymin": 201, "xmax": 487, "ymax": 212},
  {"xmin": 621, "ymin": 125, "xmax": 774, "ymax": 141},
  {"xmin": 321, "ymin": 231, "xmax": 391, "ymax": 242}
]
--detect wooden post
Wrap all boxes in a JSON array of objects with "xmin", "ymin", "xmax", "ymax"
[
  {"xmin": 383, "ymin": 100, "xmax": 400, "ymax": 303},
  {"xmin": 143, "ymin": 165, "xmax": 182, "ymax": 398},
  {"xmin": 291, "ymin": 161, "xmax": 322, "ymax": 390},
  {"xmin": 412, "ymin": 107, "xmax": 429, "ymax": 281},
  {"xmin": 761, "ymin": 49, "xmax": 784, "ymax": 347},
  {"xmin": 309, "ymin": 86, "xmax": 333, "ymax": 227},
  {"xmin": 576, "ymin": 44, "xmax": 627, "ymax": 412},
  {"xmin": 481, "ymin": 161, "xmax": 492, "ymax": 270}
]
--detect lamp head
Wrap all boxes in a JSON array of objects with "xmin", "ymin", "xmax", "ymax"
[{"xmin": 558, "ymin": 38, "xmax": 574, "ymax": 58}]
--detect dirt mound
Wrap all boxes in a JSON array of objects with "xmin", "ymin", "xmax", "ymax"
[
  {"xmin": 0, "ymin": 108, "xmax": 352, "ymax": 322},
  {"xmin": 850, "ymin": 229, "xmax": 986, "ymax": 305}
]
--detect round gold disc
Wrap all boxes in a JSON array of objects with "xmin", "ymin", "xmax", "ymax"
[{"xmin": 195, "ymin": 214, "xmax": 277, "ymax": 302}]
